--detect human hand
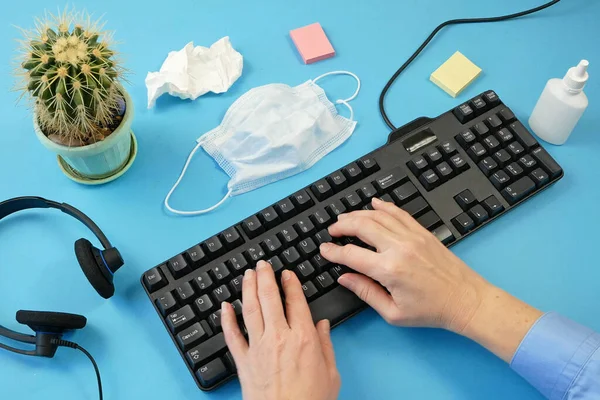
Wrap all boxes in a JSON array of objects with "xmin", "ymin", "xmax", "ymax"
[{"xmin": 221, "ymin": 261, "xmax": 341, "ymax": 400}]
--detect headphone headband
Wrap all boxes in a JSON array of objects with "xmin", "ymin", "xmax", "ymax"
[{"xmin": 0, "ymin": 196, "xmax": 112, "ymax": 249}]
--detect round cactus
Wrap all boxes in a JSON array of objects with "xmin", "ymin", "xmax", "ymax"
[{"xmin": 15, "ymin": 8, "xmax": 127, "ymax": 146}]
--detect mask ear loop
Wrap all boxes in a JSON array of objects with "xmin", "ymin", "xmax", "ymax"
[
  {"xmin": 313, "ymin": 71, "xmax": 361, "ymax": 120},
  {"xmin": 164, "ymin": 141, "xmax": 233, "ymax": 216}
]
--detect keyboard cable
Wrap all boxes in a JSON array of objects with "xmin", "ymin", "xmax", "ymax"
[{"xmin": 378, "ymin": 0, "xmax": 563, "ymax": 131}]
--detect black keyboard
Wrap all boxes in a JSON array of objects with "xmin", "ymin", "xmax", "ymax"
[{"xmin": 141, "ymin": 90, "xmax": 563, "ymax": 391}]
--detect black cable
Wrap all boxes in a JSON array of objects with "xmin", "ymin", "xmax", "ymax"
[
  {"xmin": 52, "ymin": 339, "xmax": 103, "ymax": 400},
  {"xmin": 379, "ymin": 0, "xmax": 562, "ymax": 131}
]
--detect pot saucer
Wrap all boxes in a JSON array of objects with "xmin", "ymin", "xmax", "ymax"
[{"xmin": 57, "ymin": 130, "xmax": 138, "ymax": 185}]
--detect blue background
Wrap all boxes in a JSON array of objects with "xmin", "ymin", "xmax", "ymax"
[{"xmin": 1, "ymin": 0, "xmax": 599, "ymax": 399}]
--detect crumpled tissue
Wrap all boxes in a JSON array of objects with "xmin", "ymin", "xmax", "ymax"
[{"xmin": 145, "ymin": 37, "xmax": 243, "ymax": 108}]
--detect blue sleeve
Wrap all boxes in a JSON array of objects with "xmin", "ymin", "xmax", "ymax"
[{"xmin": 510, "ymin": 312, "xmax": 600, "ymax": 399}]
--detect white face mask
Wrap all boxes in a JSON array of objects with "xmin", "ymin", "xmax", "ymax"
[{"xmin": 165, "ymin": 70, "xmax": 361, "ymax": 215}]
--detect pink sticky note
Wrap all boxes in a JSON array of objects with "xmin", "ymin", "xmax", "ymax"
[{"xmin": 290, "ymin": 23, "xmax": 335, "ymax": 64}]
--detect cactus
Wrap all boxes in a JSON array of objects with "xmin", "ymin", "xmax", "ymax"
[{"xmin": 15, "ymin": 8, "xmax": 127, "ymax": 146}]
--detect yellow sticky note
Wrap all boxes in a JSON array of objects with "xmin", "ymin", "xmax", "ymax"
[{"xmin": 430, "ymin": 51, "xmax": 482, "ymax": 97}]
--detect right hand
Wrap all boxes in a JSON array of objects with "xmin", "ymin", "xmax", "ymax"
[{"xmin": 320, "ymin": 197, "xmax": 490, "ymax": 334}]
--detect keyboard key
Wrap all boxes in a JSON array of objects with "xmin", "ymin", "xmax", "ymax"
[
  {"xmin": 167, "ymin": 305, "xmax": 196, "ymax": 333},
  {"xmin": 258, "ymin": 206, "xmax": 280, "ymax": 229},
  {"xmin": 296, "ymin": 261, "xmax": 316, "ymax": 281},
  {"xmin": 343, "ymin": 192, "xmax": 363, "ymax": 210},
  {"xmin": 467, "ymin": 143, "xmax": 487, "ymax": 162},
  {"xmin": 302, "ymin": 281, "xmax": 319, "ymax": 300},
  {"xmin": 168, "ymin": 255, "xmax": 190, "ymax": 279},
  {"xmin": 212, "ymin": 283, "xmax": 232, "ymax": 304},
  {"xmin": 315, "ymin": 272, "xmax": 335, "ymax": 290},
  {"xmin": 401, "ymin": 196, "xmax": 430, "ymax": 217},
  {"xmin": 531, "ymin": 147, "xmax": 562, "ymax": 179},
  {"xmin": 330, "ymin": 265, "xmax": 350, "ymax": 280},
  {"xmin": 242, "ymin": 215, "xmax": 264, "ymax": 238},
  {"xmin": 502, "ymin": 176, "xmax": 536, "ymax": 204},
  {"xmin": 505, "ymin": 162, "xmax": 524, "ymax": 179},
  {"xmin": 373, "ymin": 167, "xmax": 407, "ymax": 193},
  {"xmin": 472, "ymin": 122, "xmax": 489, "ymax": 137},
  {"xmin": 209, "ymin": 310, "xmax": 223, "ymax": 331},
  {"xmin": 493, "ymin": 149, "xmax": 512, "ymax": 167},
  {"xmin": 507, "ymin": 142, "xmax": 525, "ymax": 159},
  {"xmin": 343, "ymin": 162, "xmax": 363, "ymax": 182},
  {"xmin": 419, "ymin": 169, "xmax": 440, "ymax": 191},
  {"xmin": 281, "ymin": 247, "xmax": 301, "ymax": 265},
  {"xmin": 408, "ymin": 155, "xmax": 429, "ymax": 176},
  {"xmin": 298, "ymin": 238, "xmax": 318, "ymax": 258},
  {"xmin": 186, "ymin": 245, "xmax": 208, "ymax": 267},
  {"xmin": 186, "ymin": 333, "xmax": 227, "ymax": 370},
  {"xmin": 311, "ymin": 209, "xmax": 332, "ymax": 228},
  {"xmin": 156, "ymin": 292, "xmax": 177, "ymax": 316},
  {"xmin": 452, "ymin": 213, "xmax": 475, "ymax": 234},
  {"xmin": 231, "ymin": 299, "xmax": 243, "ymax": 317},
  {"xmin": 227, "ymin": 253, "xmax": 249, "ymax": 273},
  {"xmin": 431, "ymin": 225, "xmax": 455, "ymax": 245},
  {"xmin": 453, "ymin": 102, "xmax": 475, "ymax": 123},
  {"xmin": 478, "ymin": 157, "xmax": 498, "ymax": 177},
  {"xmin": 530, "ymin": 168, "xmax": 550, "ymax": 187},
  {"xmin": 435, "ymin": 162, "xmax": 454, "ymax": 182},
  {"xmin": 143, "ymin": 267, "xmax": 166, "ymax": 292},
  {"xmin": 509, "ymin": 122, "xmax": 538, "ymax": 150},
  {"xmin": 417, "ymin": 210, "xmax": 442, "ymax": 230},
  {"xmin": 326, "ymin": 200, "xmax": 347, "ymax": 219},
  {"xmin": 267, "ymin": 256, "xmax": 285, "ymax": 273},
  {"xmin": 454, "ymin": 189, "xmax": 477, "ymax": 211},
  {"xmin": 483, "ymin": 90, "xmax": 500, "ymax": 106},
  {"xmin": 311, "ymin": 179, "xmax": 333, "ymax": 201},
  {"xmin": 392, "ymin": 182, "xmax": 418, "ymax": 204},
  {"xmin": 210, "ymin": 263, "xmax": 230, "ymax": 282},
  {"xmin": 380, "ymin": 193, "xmax": 394, "ymax": 203},
  {"xmin": 470, "ymin": 97, "xmax": 487, "ymax": 115},
  {"xmin": 485, "ymin": 114, "xmax": 502, "ymax": 129},
  {"xmin": 362, "ymin": 204, "xmax": 374, "ymax": 211},
  {"xmin": 229, "ymin": 276, "xmax": 243, "ymax": 297},
  {"xmin": 456, "ymin": 130, "xmax": 477, "ymax": 148},
  {"xmin": 295, "ymin": 217, "xmax": 316, "ymax": 236},
  {"xmin": 357, "ymin": 182, "xmax": 378, "ymax": 200},
  {"xmin": 176, "ymin": 282, "xmax": 195, "ymax": 304},
  {"xmin": 424, "ymin": 148, "xmax": 443, "ymax": 164},
  {"xmin": 490, "ymin": 170, "xmax": 511, "ymax": 190},
  {"xmin": 262, "ymin": 235, "xmax": 282, "ymax": 255},
  {"xmin": 275, "ymin": 198, "xmax": 296, "ymax": 220},
  {"xmin": 191, "ymin": 272, "xmax": 214, "ymax": 293},
  {"xmin": 439, "ymin": 141, "xmax": 457, "ymax": 157},
  {"xmin": 518, "ymin": 154, "xmax": 537, "ymax": 171},
  {"xmin": 279, "ymin": 226, "xmax": 299, "ymax": 245},
  {"xmin": 291, "ymin": 190, "xmax": 313, "ymax": 210},
  {"xmin": 308, "ymin": 286, "xmax": 365, "ymax": 326},
  {"xmin": 482, "ymin": 195, "xmax": 504, "ymax": 217},
  {"xmin": 312, "ymin": 253, "xmax": 331, "ymax": 270},
  {"xmin": 195, "ymin": 294, "xmax": 214, "ymax": 317},
  {"xmin": 495, "ymin": 128, "xmax": 514, "ymax": 145},
  {"xmin": 177, "ymin": 322, "xmax": 207, "ymax": 351},
  {"xmin": 483, "ymin": 135, "xmax": 501, "ymax": 152},
  {"xmin": 203, "ymin": 236, "xmax": 225, "ymax": 258},
  {"xmin": 327, "ymin": 170, "xmax": 348, "ymax": 191},
  {"xmin": 359, "ymin": 157, "xmax": 379, "ymax": 174},
  {"xmin": 220, "ymin": 227, "xmax": 243, "ymax": 248},
  {"xmin": 468, "ymin": 204, "xmax": 489, "ymax": 225},
  {"xmin": 498, "ymin": 108, "xmax": 516, "ymax": 122},
  {"xmin": 449, "ymin": 154, "xmax": 469, "ymax": 172},
  {"xmin": 314, "ymin": 229, "xmax": 333, "ymax": 245},
  {"xmin": 196, "ymin": 358, "xmax": 230, "ymax": 388},
  {"xmin": 245, "ymin": 245, "xmax": 266, "ymax": 263},
  {"xmin": 224, "ymin": 352, "xmax": 237, "ymax": 373},
  {"xmin": 200, "ymin": 320, "xmax": 213, "ymax": 338}
]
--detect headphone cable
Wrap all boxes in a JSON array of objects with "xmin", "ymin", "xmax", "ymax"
[
  {"xmin": 52, "ymin": 339, "xmax": 103, "ymax": 400},
  {"xmin": 379, "ymin": 0, "xmax": 562, "ymax": 131}
]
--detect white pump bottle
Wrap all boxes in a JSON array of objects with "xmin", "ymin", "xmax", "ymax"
[{"xmin": 529, "ymin": 60, "xmax": 589, "ymax": 145}]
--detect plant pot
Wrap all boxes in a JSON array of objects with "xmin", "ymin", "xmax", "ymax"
[{"xmin": 33, "ymin": 87, "xmax": 136, "ymax": 183}]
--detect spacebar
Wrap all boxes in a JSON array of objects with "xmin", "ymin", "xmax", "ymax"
[{"xmin": 308, "ymin": 286, "xmax": 366, "ymax": 326}]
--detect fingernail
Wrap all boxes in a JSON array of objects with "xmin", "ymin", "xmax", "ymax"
[
  {"xmin": 221, "ymin": 301, "xmax": 229, "ymax": 312},
  {"xmin": 320, "ymin": 243, "xmax": 332, "ymax": 252},
  {"xmin": 338, "ymin": 213, "xmax": 347, "ymax": 219},
  {"xmin": 324, "ymin": 319, "xmax": 331, "ymax": 332},
  {"xmin": 338, "ymin": 275, "xmax": 353, "ymax": 290},
  {"xmin": 282, "ymin": 270, "xmax": 292, "ymax": 281},
  {"xmin": 244, "ymin": 269, "xmax": 254, "ymax": 279},
  {"xmin": 256, "ymin": 261, "xmax": 267, "ymax": 270},
  {"xmin": 372, "ymin": 197, "xmax": 382, "ymax": 204}
]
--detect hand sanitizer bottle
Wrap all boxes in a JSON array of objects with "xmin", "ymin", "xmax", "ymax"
[{"xmin": 529, "ymin": 60, "xmax": 589, "ymax": 145}]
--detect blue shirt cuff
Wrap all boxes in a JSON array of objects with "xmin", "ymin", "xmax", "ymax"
[{"xmin": 510, "ymin": 312, "xmax": 600, "ymax": 399}]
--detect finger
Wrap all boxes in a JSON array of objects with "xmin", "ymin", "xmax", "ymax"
[
  {"xmin": 372, "ymin": 197, "xmax": 424, "ymax": 233},
  {"xmin": 338, "ymin": 273, "xmax": 400, "ymax": 324},
  {"xmin": 320, "ymin": 242, "xmax": 383, "ymax": 280},
  {"xmin": 337, "ymin": 209, "xmax": 409, "ymax": 236},
  {"xmin": 221, "ymin": 302, "xmax": 248, "ymax": 360},
  {"xmin": 256, "ymin": 261, "xmax": 288, "ymax": 330},
  {"xmin": 316, "ymin": 320, "xmax": 337, "ymax": 371},
  {"xmin": 242, "ymin": 268, "xmax": 264, "ymax": 341},
  {"xmin": 328, "ymin": 214, "xmax": 395, "ymax": 250},
  {"xmin": 281, "ymin": 270, "xmax": 313, "ymax": 329}
]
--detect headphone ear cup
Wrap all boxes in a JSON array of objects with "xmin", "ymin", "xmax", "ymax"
[
  {"xmin": 16, "ymin": 310, "xmax": 87, "ymax": 332},
  {"xmin": 75, "ymin": 238, "xmax": 115, "ymax": 299}
]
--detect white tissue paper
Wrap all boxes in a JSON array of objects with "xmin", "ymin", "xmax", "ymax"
[{"xmin": 145, "ymin": 37, "xmax": 243, "ymax": 108}]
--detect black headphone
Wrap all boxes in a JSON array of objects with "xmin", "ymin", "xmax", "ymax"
[{"xmin": 0, "ymin": 196, "xmax": 123, "ymax": 399}]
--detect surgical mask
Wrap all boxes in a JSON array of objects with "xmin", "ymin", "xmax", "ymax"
[{"xmin": 165, "ymin": 70, "xmax": 361, "ymax": 215}]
